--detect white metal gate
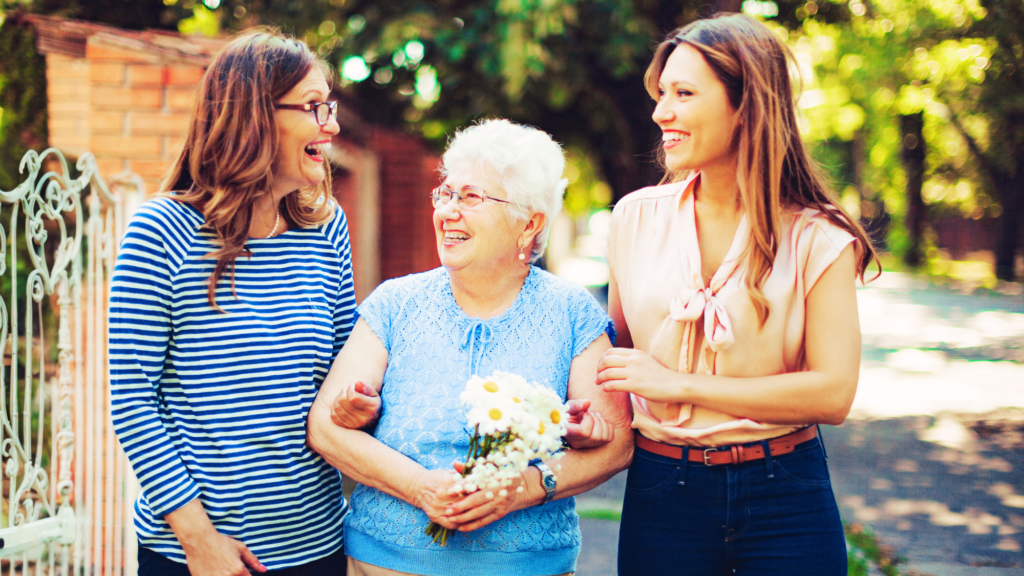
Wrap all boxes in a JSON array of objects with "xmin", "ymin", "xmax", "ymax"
[{"xmin": 0, "ymin": 148, "xmax": 143, "ymax": 575}]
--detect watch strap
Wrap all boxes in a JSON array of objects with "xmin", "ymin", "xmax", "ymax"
[{"xmin": 532, "ymin": 461, "xmax": 556, "ymax": 504}]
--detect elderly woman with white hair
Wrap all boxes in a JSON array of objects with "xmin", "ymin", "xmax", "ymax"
[{"xmin": 307, "ymin": 119, "xmax": 634, "ymax": 576}]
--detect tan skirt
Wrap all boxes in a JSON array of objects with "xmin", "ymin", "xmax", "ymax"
[{"xmin": 347, "ymin": 557, "xmax": 573, "ymax": 576}]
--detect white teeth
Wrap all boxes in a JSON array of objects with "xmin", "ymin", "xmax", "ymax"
[
  {"xmin": 305, "ymin": 142, "xmax": 332, "ymax": 156},
  {"xmin": 445, "ymin": 233, "xmax": 469, "ymax": 242},
  {"xmin": 662, "ymin": 132, "xmax": 691, "ymax": 142}
]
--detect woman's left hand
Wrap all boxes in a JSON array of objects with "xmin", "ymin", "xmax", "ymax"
[
  {"xmin": 563, "ymin": 399, "xmax": 614, "ymax": 449},
  {"xmin": 440, "ymin": 464, "xmax": 538, "ymax": 533},
  {"xmin": 596, "ymin": 347, "xmax": 685, "ymax": 402}
]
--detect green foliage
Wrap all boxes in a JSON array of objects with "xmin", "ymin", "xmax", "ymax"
[
  {"xmin": 845, "ymin": 522, "xmax": 907, "ymax": 576},
  {"xmin": 0, "ymin": 14, "xmax": 47, "ymax": 192}
]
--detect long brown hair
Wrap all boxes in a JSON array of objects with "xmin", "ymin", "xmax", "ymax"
[
  {"xmin": 162, "ymin": 29, "xmax": 335, "ymax": 311},
  {"xmin": 645, "ymin": 13, "xmax": 878, "ymax": 325}
]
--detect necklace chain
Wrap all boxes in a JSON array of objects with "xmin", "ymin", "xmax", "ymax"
[{"xmin": 265, "ymin": 206, "xmax": 280, "ymax": 239}]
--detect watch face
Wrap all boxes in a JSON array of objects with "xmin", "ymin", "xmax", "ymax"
[{"xmin": 543, "ymin": 475, "xmax": 556, "ymax": 490}]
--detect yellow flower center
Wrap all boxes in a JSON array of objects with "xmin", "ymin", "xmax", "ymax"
[
  {"xmin": 483, "ymin": 381, "xmax": 499, "ymax": 393},
  {"xmin": 489, "ymin": 408, "xmax": 503, "ymax": 421},
  {"xmin": 550, "ymin": 410, "xmax": 561, "ymax": 424},
  {"xmin": 512, "ymin": 397, "xmax": 521, "ymax": 403},
  {"xmin": 538, "ymin": 423, "xmax": 545, "ymax": 434}
]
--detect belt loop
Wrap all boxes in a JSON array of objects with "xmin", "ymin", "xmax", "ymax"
[
  {"xmin": 817, "ymin": 425, "xmax": 829, "ymax": 461},
  {"xmin": 678, "ymin": 447, "xmax": 690, "ymax": 485},
  {"xmin": 760, "ymin": 439, "xmax": 774, "ymax": 479}
]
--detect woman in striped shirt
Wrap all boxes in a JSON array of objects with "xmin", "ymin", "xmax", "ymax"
[{"xmin": 109, "ymin": 31, "xmax": 354, "ymax": 576}]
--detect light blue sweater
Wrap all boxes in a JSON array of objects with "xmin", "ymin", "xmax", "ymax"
[{"xmin": 345, "ymin": 266, "xmax": 614, "ymax": 576}]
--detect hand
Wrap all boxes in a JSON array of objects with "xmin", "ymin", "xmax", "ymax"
[
  {"xmin": 596, "ymin": 348, "xmax": 686, "ymax": 403},
  {"xmin": 330, "ymin": 381, "xmax": 381, "ymax": 429},
  {"xmin": 180, "ymin": 529, "xmax": 266, "ymax": 576},
  {"xmin": 563, "ymin": 399, "xmax": 614, "ymax": 449},
  {"xmin": 410, "ymin": 468, "xmax": 467, "ymax": 531},
  {"xmin": 442, "ymin": 463, "xmax": 540, "ymax": 533}
]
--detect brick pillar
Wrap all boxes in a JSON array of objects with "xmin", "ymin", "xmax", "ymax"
[{"xmin": 45, "ymin": 39, "xmax": 205, "ymax": 195}]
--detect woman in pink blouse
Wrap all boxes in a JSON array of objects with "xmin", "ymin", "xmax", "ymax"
[{"xmin": 597, "ymin": 13, "xmax": 878, "ymax": 575}]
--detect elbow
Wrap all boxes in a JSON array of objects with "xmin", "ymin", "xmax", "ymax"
[
  {"xmin": 306, "ymin": 408, "xmax": 331, "ymax": 455},
  {"xmin": 817, "ymin": 382, "xmax": 857, "ymax": 426}
]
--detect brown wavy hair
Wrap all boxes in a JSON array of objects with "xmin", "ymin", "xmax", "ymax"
[
  {"xmin": 645, "ymin": 13, "xmax": 879, "ymax": 325},
  {"xmin": 162, "ymin": 29, "xmax": 335, "ymax": 311}
]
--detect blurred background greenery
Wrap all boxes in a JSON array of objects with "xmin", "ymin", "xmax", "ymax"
[{"xmin": 0, "ymin": 0, "xmax": 1022, "ymax": 289}]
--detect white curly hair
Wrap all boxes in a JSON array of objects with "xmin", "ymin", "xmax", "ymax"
[{"xmin": 440, "ymin": 119, "xmax": 568, "ymax": 263}]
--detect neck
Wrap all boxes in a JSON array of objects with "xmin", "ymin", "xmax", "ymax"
[
  {"xmin": 694, "ymin": 160, "xmax": 741, "ymax": 217},
  {"xmin": 250, "ymin": 193, "xmax": 284, "ymax": 238},
  {"xmin": 448, "ymin": 263, "xmax": 530, "ymax": 319}
]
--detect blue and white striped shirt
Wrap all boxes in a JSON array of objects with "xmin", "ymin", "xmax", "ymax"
[{"xmin": 109, "ymin": 197, "xmax": 356, "ymax": 569}]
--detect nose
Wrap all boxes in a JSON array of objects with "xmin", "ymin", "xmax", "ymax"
[
  {"xmin": 323, "ymin": 115, "xmax": 341, "ymax": 137},
  {"xmin": 434, "ymin": 195, "xmax": 462, "ymax": 220},
  {"xmin": 652, "ymin": 97, "xmax": 674, "ymax": 125}
]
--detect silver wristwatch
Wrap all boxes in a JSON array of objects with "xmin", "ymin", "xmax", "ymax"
[{"xmin": 532, "ymin": 461, "xmax": 556, "ymax": 504}]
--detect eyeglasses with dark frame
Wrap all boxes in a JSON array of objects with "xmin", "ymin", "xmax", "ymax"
[
  {"xmin": 430, "ymin": 185, "xmax": 512, "ymax": 209},
  {"xmin": 274, "ymin": 101, "xmax": 339, "ymax": 126}
]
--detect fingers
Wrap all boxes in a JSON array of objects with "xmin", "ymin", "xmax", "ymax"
[
  {"xmin": 564, "ymin": 412, "xmax": 595, "ymax": 441},
  {"xmin": 353, "ymin": 381, "xmax": 379, "ymax": 398},
  {"xmin": 565, "ymin": 398, "xmax": 591, "ymax": 417},
  {"xmin": 236, "ymin": 542, "xmax": 266, "ymax": 574},
  {"xmin": 459, "ymin": 509, "xmax": 507, "ymax": 532}
]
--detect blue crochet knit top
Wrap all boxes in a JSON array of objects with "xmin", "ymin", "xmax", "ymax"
[{"xmin": 344, "ymin": 266, "xmax": 614, "ymax": 576}]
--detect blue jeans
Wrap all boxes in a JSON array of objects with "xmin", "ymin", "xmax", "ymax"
[{"xmin": 617, "ymin": 435, "xmax": 847, "ymax": 575}]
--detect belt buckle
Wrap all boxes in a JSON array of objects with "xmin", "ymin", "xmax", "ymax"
[{"xmin": 703, "ymin": 448, "xmax": 715, "ymax": 466}]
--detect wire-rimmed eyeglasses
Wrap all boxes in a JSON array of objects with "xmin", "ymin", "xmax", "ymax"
[
  {"xmin": 274, "ymin": 101, "xmax": 339, "ymax": 126},
  {"xmin": 430, "ymin": 185, "xmax": 512, "ymax": 209}
]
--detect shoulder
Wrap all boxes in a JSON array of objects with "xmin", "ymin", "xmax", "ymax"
[
  {"xmin": 366, "ymin": 267, "xmax": 446, "ymax": 303},
  {"xmin": 612, "ymin": 182, "xmax": 682, "ymax": 215},
  {"xmin": 785, "ymin": 206, "xmax": 858, "ymax": 252},
  {"xmin": 528, "ymin": 268, "xmax": 603, "ymax": 309},
  {"xmin": 130, "ymin": 196, "xmax": 203, "ymax": 233}
]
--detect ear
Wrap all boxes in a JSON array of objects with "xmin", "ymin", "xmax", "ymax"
[{"xmin": 519, "ymin": 212, "xmax": 547, "ymax": 249}]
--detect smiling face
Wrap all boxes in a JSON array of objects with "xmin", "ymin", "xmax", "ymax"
[
  {"xmin": 653, "ymin": 43, "xmax": 740, "ymax": 174},
  {"xmin": 433, "ymin": 171, "xmax": 525, "ymax": 274},
  {"xmin": 271, "ymin": 66, "xmax": 340, "ymax": 196}
]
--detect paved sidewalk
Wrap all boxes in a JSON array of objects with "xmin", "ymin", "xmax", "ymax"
[{"xmin": 575, "ymin": 273, "xmax": 1024, "ymax": 576}]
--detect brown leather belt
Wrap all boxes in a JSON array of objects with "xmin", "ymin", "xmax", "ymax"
[{"xmin": 635, "ymin": 426, "xmax": 818, "ymax": 466}]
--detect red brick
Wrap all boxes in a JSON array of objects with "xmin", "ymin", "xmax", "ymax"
[
  {"xmin": 130, "ymin": 113, "xmax": 190, "ymax": 135},
  {"xmin": 91, "ymin": 87, "xmax": 162, "ymax": 109},
  {"xmin": 165, "ymin": 136, "xmax": 185, "ymax": 157},
  {"xmin": 91, "ymin": 135, "xmax": 160, "ymax": 156},
  {"xmin": 129, "ymin": 65, "xmax": 166, "ymax": 86},
  {"xmin": 167, "ymin": 65, "xmax": 204, "ymax": 85},
  {"xmin": 129, "ymin": 160, "xmax": 172, "ymax": 182},
  {"xmin": 89, "ymin": 62, "xmax": 124, "ymax": 84},
  {"xmin": 49, "ymin": 135, "xmax": 89, "ymax": 153},
  {"xmin": 47, "ymin": 81, "xmax": 88, "ymax": 98},
  {"xmin": 49, "ymin": 98, "xmax": 88, "ymax": 114},
  {"xmin": 89, "ymin": 112, "xmax": 124, "ymax": 133},
  {"xmin": 85, "ymin": 43, "xmax": 152, "ymax": 62},
  {"xmin": 46, "ymin": 55, "xmax": 89, "ymax": 79},
  {"xmin": 94, "ymin": 158, "xmax": 125, "ymax": 178},
  {"xmin": 48, "ymin": 117, "xmax": 77, "ymax": 131},
  {"xmin": 166, "ymin": 88, "xmax": 197, "ymax": 111}
]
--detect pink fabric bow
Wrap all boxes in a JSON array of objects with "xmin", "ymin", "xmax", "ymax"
[{"xmin": 668, "ymin": 287, "xmax": 735, "ymax": 352}]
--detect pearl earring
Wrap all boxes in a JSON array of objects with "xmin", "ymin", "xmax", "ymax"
[{"xmin": 518, "ymin": 247, "xmax": 526, "ymax": 261}]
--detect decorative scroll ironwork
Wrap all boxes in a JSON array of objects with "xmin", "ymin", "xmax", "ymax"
[{"xmin": 0, "ymin": 147, "xmax": 129, "ymax": 574}]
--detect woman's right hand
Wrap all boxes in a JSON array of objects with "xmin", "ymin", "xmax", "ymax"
[
  {"xmin": 330, "ymin": 381, "xmax": 381, "ymax": 429},
  {"xmin": 181, "ymin": 530, "xmax": 266, "ymax": 576},
  {"xmin": 409, "ymin": 469, "xmax": 465, "ymax": 530}
]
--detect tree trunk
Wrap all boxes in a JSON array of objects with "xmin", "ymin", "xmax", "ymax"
[
  {"xmin": 900, "ymin": 113, "xmax": 926, "ymax": 267},
  {"xmin": 994, "ymin": 113, "xmax": 1024, "ymax": 280}
]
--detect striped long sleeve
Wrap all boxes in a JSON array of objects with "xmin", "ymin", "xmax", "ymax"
[{"xmin": 108, "ymin": 197, "xmax": 354, "ymax": 569}]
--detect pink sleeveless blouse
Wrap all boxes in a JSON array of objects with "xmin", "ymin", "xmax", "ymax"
[{"xmin": 608, "ymin": 172, "xmax": 858, "ymax": 447}]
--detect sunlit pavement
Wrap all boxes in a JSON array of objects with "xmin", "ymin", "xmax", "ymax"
[{"xmin": 577, "ymin": 272, "xmax": 1024, "ymax": 575}]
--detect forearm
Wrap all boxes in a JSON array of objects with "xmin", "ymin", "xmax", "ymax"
[
  {"xmin": 308, "ymin": 404, "xmax": 427, "ymax": 504},
  {"xmin": 164, "ymin": 498, "xmax": 217, "ymax": 546},
  {"xmin": 549, "ymin": 425, "xmax": 634, "ymax": 501},
  {"xmin": 680, "ymin": 370, "xmax": 857, "ymax": 426}
]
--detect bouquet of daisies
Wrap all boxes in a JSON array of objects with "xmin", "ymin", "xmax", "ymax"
[{"xmin": 424, "ymin": 371, "xmax": 569, "ymax": 545}]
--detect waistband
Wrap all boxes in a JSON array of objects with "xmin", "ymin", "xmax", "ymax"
[{"xmin": 635, "ymin": 426, "xmax": 818, "ymax": 466}]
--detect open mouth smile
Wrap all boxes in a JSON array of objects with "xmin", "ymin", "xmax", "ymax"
[{"xmin": 304, "ymin": 141, "xmax": 331, "ymax": 161}]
